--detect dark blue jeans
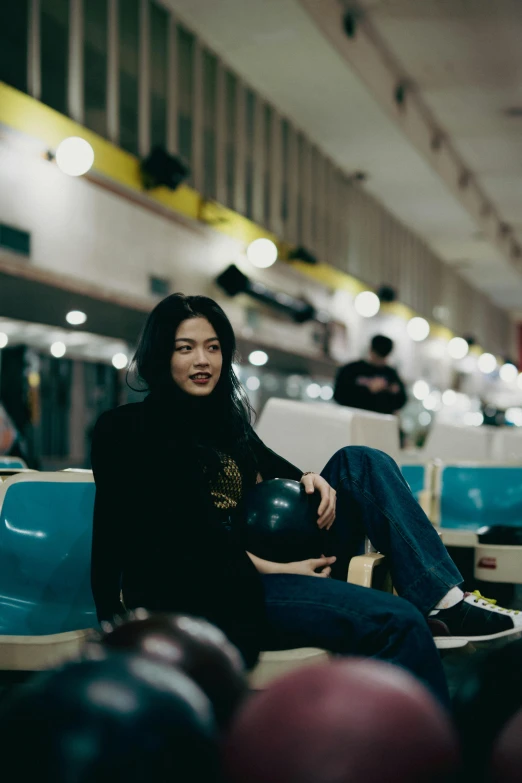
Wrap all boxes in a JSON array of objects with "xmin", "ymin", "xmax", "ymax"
[{"xmin": 260, "ymin": 447, "xmax": 464, "ymax": 708}]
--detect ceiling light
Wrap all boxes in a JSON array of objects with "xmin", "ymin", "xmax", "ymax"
[
  {"xmin": 506, "ymin": 408, "xmax": 522, "ymax": 427},
  {"xmin": 407, "ymin": 317, "xmax": 430, "ymax": 342},
  {"xmin": 306, "ymin": 383, "xmax": 321, "ymax": 399},
  {"xmin": 464, "ymin": 412, "xmax": 484, "ymax": 427},
  {"xmin": 418, "ymin": 412, "xmax": 432, "ymax": 427},
  {"xmin": 478, "ymin": 353, "xmax": 497, "ymax": 374},
  {"xmin": 0, "ymin": 332, "xmax": 8, "ymax": 349},
  {"xmin": 354, "ymin": 291, "xmax": 380, "ymax": 318},
  {"xmin": 320, "ymin": 385, "xmax": 334, "ymax": 401},
  {"xmin": 66, "ymin": 310, "xmax": 87, "ymax": 326},
  {"xmin": 55, "ymin": 137, "xmax": 94, "ymax": 177},
  {"xmin": 500, "ymin": 362, "xmax": 518, "ymax": 383},
  {"xmin": 50, "ymin": 341, "xmax": 66, "ymax": 358},
  {"xmin": 423, "ymin": 391, "xmax": 441, "ymax": 411},
  {"xmin": 442, "ymin": 390, "xmax": 456, "ymax": 406},
  {"xmin": 413, "ymin": 380, "xmax": 430, "ymax": 401},
  {"xmin": 248, "ymin": 350, "xmax": 268, "ymax": 366},
  {"xmin": 246, "ymin": 238, "xmax": 278, "ymax": 268},
  {"xmin": 246, "ymin": 376, "xmax": 260, "ymax": 391},
  {"xmin": 112, "ymin": 353, "xmax": 128, "ymax": 370},
  {"xmin": 447, "ymin": 337, "xmax": 469, "ymax": 360}
]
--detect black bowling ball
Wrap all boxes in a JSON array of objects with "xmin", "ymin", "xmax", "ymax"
[
  {"xmin": 243, "ymin": 478, "xmax": 326, "ymax": 563},
  {"xmin": 98, "ymin": 612, "xmax": 247, "ymax": 729},
  {"xmin": 478, "ymin": 526, "xmax": 522, "ymax": 546},
  {"xmin": 0, "ymin": 652, "xmax": 220, "ymax": 783}
]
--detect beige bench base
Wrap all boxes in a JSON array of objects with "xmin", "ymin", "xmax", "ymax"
[
  {"xmin": 250, "ymin": 648, "xmax": 330, "ymax": 689},
  {"xmin": 0, "ymin": 629, "xmax": 94, "ymax": 671}
]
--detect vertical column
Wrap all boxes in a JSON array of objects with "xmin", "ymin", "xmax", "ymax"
[
  {"xmin": 323, "ymin": 161, "xmax": 333, "ymax": 264},
  {"xmin": 269, "ymin": 111, "xmax": 283, "ymax": 236},
  {"xmin": 333, "ymin": 172, "xmax": 343, "ymax": 270},
  {"xmin": 252, "ymin": 95, "xmax": 265, "ymax": 225},
  {"xmin": 191, "ymin": 40, "xmax": 204, "ymax": 191},
  {"xmin": 28, "ymin": 0, "xmax": 41, "ymax": 100},
  {"xmin": 340, "ymin": 177, "xmax": 351, "ymax": 272},
  {"xmin": 69, "ymin": 361, "xmax": 86, "ymax": 464},
  {"xmin": 68, "ymin": 0, "xmax": 84, "ymax": 123},
  {"xmin": 166, "ymin": 14, "xmax": 178, "ymax": 154},
  {"xmin": 215, "ymin": 62, "xmax": 227, "ymax": 205},
  {"xmin": 301, "ymin": 139, "xmax": 313, "ymax": 249},
  {"xmin": 107, "ymin": 0, "xmax": 119, "ymax": 144},
  {"xmin": 138, "ymin": 0, "xmax": 150, "ymax": 157},
  {"xmin": 233, "ymin": 82, "xmax": 246, "ymax": 215},
  {"xmin": 315, "ymin": 154, "xmax": 327, "ymax": 261},
  {"xmin": 285, "ymin": 124, "xmax": 299, "ymax": 245}
]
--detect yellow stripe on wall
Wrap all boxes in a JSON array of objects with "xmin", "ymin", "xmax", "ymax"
[
  {"xmin": 0, "ymin": 81, "xmax": 457, "ymax": 341},
  {"xmin": 0, "ymin": 82, "xmax": 200, "ymax": 218}
]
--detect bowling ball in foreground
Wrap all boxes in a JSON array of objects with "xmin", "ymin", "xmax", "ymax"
[
  {"xmin": 223, "ymin": 659, "xmax": 459, "ymax": 783},
  {"xmin": 0, "ymin": 652, "xmax": 220, "ymax": 783},
  {"xmin": 452, "ymin": 639, "xmax": 522, "ymax": 779},
  {"xmin": 243, "ymin": 478, "xmax": 326, "ymax": 563},
  {"xmin": 98, "ymin": 612, "xmax": 247, "ymax": 729},
  {"xmin": 492, "ymin": 708, "xmax": 522, "ymax": 783}
]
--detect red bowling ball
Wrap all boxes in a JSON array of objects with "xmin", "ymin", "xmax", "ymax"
[
  {"xmin": 223, "ymin": 659, "xmax": 459, "ymax": 783},
  {"xmin": 98, "ymin": 611, "xmax": 247, "ymax": 729},
  {"xmin": 492, "ymin": 708, "xmax": 522, "ymax": 783}
]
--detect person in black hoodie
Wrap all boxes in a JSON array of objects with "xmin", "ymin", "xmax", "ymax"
[
  {"xmin": 91, "ymin": 295, "xmax": 522, "ymax": 707},
  {"xmin": 334, "ymin": 335, "xmax": 407, "ymax": 415}
]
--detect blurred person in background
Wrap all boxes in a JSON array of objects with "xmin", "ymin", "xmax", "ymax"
[{"xmin": 334, "ymin": 335, "xmax": 407, "ymax": 415}]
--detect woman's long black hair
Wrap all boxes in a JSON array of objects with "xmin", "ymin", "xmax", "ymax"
[{"xmin": 128, "ymin": 293, "xmax": 256, "ymax": 473}]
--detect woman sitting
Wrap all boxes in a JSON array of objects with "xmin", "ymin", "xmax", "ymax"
[{"xmin": 91, "ymin": 294, "xmax": 522, "ymax": 708}]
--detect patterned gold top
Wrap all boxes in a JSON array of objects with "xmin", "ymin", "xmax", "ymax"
[{"xmin": 210, "ymin": 453, "xmax": 243, "ymax": 510}]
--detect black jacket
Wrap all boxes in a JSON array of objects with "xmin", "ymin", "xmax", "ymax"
[
  {"xmin": 334, "ymin": 360, "xmax": 407, "ymax": 415},
  {"xmin": 90, "ymin": 397, "xmax": 302, "ymax": 668}
]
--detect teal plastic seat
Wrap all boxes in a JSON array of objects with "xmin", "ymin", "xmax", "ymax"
[
  {"xmin": 439, "ymin": 465, "xmax": 522, "ymax": 531},
  {"xmin": 0, "ymin": 457, "xmax": 27, "ymax": 469},
  {"xmin": 400, "ymin": 464, "xmax": 425, "ymax": 504},
  {"xmin": 0, "ymin": 474, "xmax": 97, "ymax": 636}
]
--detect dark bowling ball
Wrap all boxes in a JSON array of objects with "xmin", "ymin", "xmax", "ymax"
[
  {"xmin": 452, "ymin": 639, "xmax": 522, "ymax": 781},
  {"xmin": 0, "ymin": 652, "xmax": 220, "ymax": 783},
  {"xmin": 223, "ymin": 659, "xmax": 459, "ymax": 783},
  {"xmin": 243, "ymin": 478, "xmax": 326, "ymax": 563},
  {"xmin": 492, "ymin": 708, "xmax": 522, "ymax": 783},
  {"xmin": 478, "ymin": 526, "xmax": 522, "ymax": 546},
  {"xmin": 98, "ymin": 612, "xmax": 247, "ymax": 729}
]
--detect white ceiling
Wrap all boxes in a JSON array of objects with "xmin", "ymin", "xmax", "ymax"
[
  {"xmin": 359, "ymin": 0, "xmax": 522, "ymax": 273},
  {"xmin": 164, "ymin": 0, "xmax": 522, "ymax": 312}
]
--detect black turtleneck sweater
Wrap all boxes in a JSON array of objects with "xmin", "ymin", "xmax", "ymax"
[{"xmin": 90, "ymin": 394, "xmax": 302, "ymax": 668}]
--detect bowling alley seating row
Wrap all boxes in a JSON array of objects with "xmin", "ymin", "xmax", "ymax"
[
  {"xmin": 256, "ymin": 398, "xmax": 521, "ymax": 614},
  {"xmin": 2, "ymin": 396, "xmax": 520, "ymax": 682},
  {"xmin": 0, "ymin": 456, "xmax": 27, "ymax": 470},
  {"xmin": 419, "ymin": 420, "xmax": 522, "ymax": 463},
  {"xmin": 0, "ymin": 469, "xmax": 388, "ymax": 685},
  {"xmin": 400, "ymin": 459, "xmax": 522, "ymax": 590}
]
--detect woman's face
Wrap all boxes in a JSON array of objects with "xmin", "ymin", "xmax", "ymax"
[{"xmin": 170, "ymin": 317, "xmax": 223, "ymax": 396}]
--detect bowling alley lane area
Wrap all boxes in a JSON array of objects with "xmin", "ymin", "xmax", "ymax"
[{"xmin": 4, "ymin": 0, "xmax": 522, "ymax": 778}]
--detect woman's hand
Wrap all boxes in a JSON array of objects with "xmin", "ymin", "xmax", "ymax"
[
  {"xmin": 300, "ymin": 473, "xmax": 336, "ymax": 529},
  {"xmin": 286, "ymin": 555, "xmax": 336, "ymax": 577}
]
